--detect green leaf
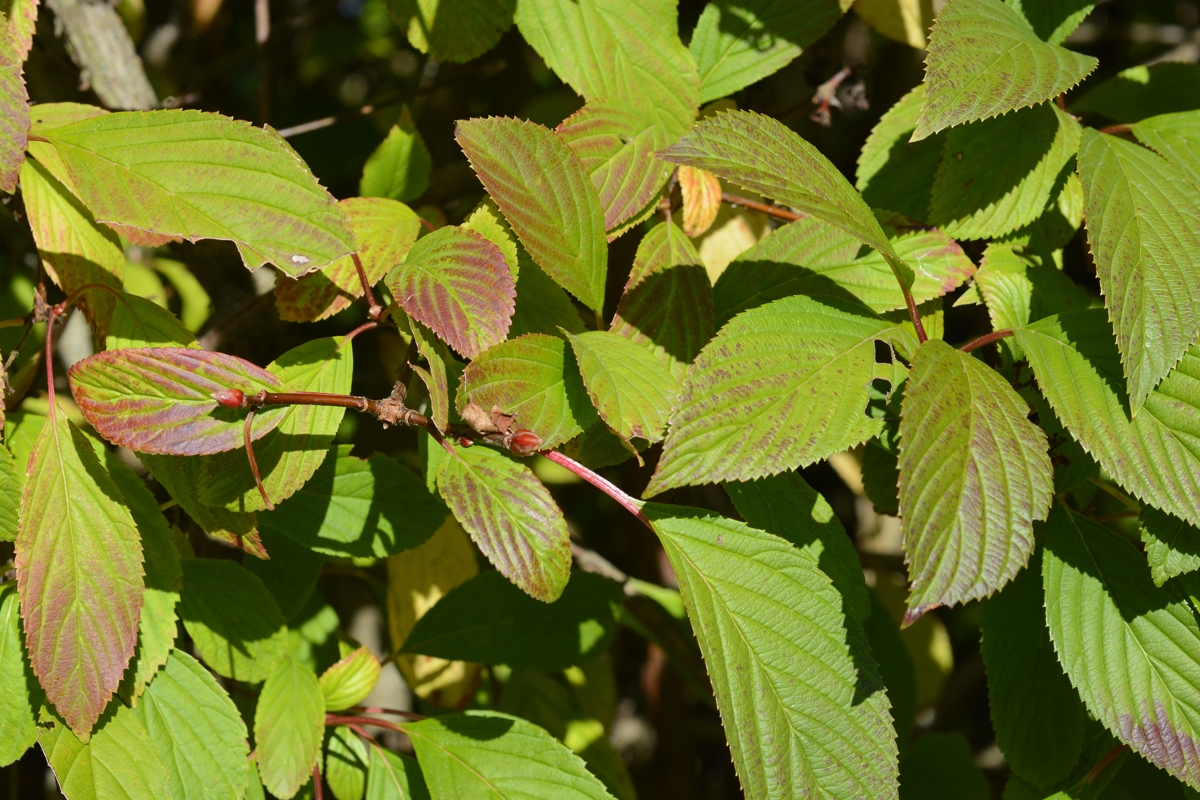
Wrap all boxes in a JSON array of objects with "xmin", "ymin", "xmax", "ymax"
[
  {"xmin": 150, "ymin": 257, "xmax": 210, "ymax": 332},
  {"xmin": 610, "ymin": 221, "xmax": 715, "ymax": 379},
  {"xmin": 256, "ymin": 658, "xmax": 325, "ymax": 800},
  {"xmin": 326, "ymin": 726, "xmax": 369, "ymax": 800},
  {"xmin": 0, "ymin": 445, "xmax": 18, "ymax": 542},
  {"xmin": 388, "ymin": 225, "xmax": 516, "ymax": 359},
  {"xmin": 715, "ymin": 217, "xmax": 975, "ymax": 324},
  {"xmin": 199, "ymin": 336, "xmax": 353, "ymax": 512},
  {"xmin": 386, "ymin": 0, "xmax": 513, "ymax": 62},
  {"xmin": 1015, "ymin": 311, "xmax": 1200, "ymax": 529},
  {"xmin": 913, "ymin": 0, "xmax": 1097, "ymax": 140},
  {"xmin": 401, "ymin": 710, "xmax": 615, "ymax": 799},
  {"xmin": 319, "ymin": 645, "xmax": 382, "ymax": 711},
  {"xmin": 245, "ymin": 527, "xmax": 325, "ymax": 620},
  {"xmin": 1141, "ymin": 507, "xmax": 1200, "ymax": 588},
  {"xmin": 659, "ymin": 110, "xmax": 911, "ymax": 285},
  {"xmin": 566, "ymin": 330, "xmax": 678, "ymax": 445},
  {"xmin": 39, "ymin": 704, "xmax": 172, "ymax": 800},
  {"xmin": 646, "ymin": 294, "xmax": 912, "ymax": 495},
  {"xmin": 435, "ymin": 446, "xmax": 571, "ymax": 602},
  {"xmin": 40, "ymin": 110, "xmax": 355, "ymax": 275},
  {"xmin": 980, "ymin": 551, "xmax": 1086, "ymax": 787},
  {"xmin": 1077, "ymin": 128, "xmax": 1200, "ymax": 410},
  {"xmin": 856, "ymin": 84, "xmax": 944, "ymax": 224},
  {"xmin": 0, "ymin": 583, "xmax": 36, "ymax": 766},
  {"xmin": 140, "ymin": 454, "xmax": 265, "ymax": 557},
  {"xmin": 366, "ymin": 744, "xmax": 429, "ymax": 800},
  {"xmin": 930, "ymin": 103, "xmax": 1082, "ymax": 239},
  {"xmin": 2, "ymin": 0, "xmax": 37, "ymax": 61},
  {"xmin": 509, "ymin": 260, "xmax": 587, "ymax": 339},
  {"xmin": 106, "ymin": 291, "xmax": 197, "ymax": 351},
  {"xmin": 556, "ymin": 98, "xmax": 673, "ymax": 233},
  {"xmin": 1071, "ymin": 63, "xmax": 1200, "ymax": 123},
  {"xmin": 68, "ymin": 347, "xmax": 285, "ymax": 456},
  {"xmin": 134, "ymin": 651, "xmax": 251, "ymax": 800},
  {"xmin": 897, "ymin": 340, "xmax": 1053, "ymax": 619},
  {"xmin": 401, "ymin": 570, "xmax": 622, "ymax": 671},
  {"xmin": 20, "ymin": 156, "xmax": 123, "ymax": 341},
  {"xmin": 260, "ymin": 446, "xmax": 447, "ymax": 559},
  {"xmin": 179, "ymin": 558, "xmax": 288, "ymax": 683},
  {"xmin": 107, "ymin": 455, "xmax": 180, "ymax": 703},
  {"xmin": 645, "ymin": 505, "xmax": 899, "ymax": 799},
  {"xmin": 1132, "ymin": 111, "xmax": 1200, "ymax": 192},
  {"xmin": 410, "ymin": 320, "xmax": 456, "ymax": 433},
  {"xmin": 862, "ymin": 590, "xmax": 916, "ymax": 746},
  {"xmin": 514, "ymin": 0, "xmax": 698, "ymax": 141},
  {"xmin": 360, "ymin": 107, "xmax": 431, "ymax": 201},
  {"xmin": 0, "ymin": 15, "xmax": 27, "ymax": 193},
  {"xmin": 724, "ymin": 471, "xmax": 869, "ymax": 626},
  {"xmin": 897, "ymin": 732, "xmax": 988, "ymax": 800},
  {"xmin": 456, "ymin": 117, "xmax": 608, "ymax": 312},
  {"xmin": 277, "ymin": 197, "xmax": 421, "ymax": 323},
  {"xmin": 457, "ymin": 333, "xmax": 596, "ymax": 450},
  {"xmin": 689, "ymin": 0, "xmax": 848, "ymax": 103},
  {"xmin": 1004, "ymin": 0, "xmax": 1095, "ymax": 44},
  {"xmin": 16, "ymin": 412, "xmax": 143, "ymax": 737},
  {"xmin": 1043, "ymin": 504, "xmax": 1200, "ymax": 789}
]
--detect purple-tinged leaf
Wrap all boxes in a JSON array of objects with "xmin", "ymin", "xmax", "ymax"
[
  {"xmin": 557, "ymin": 99, "xmax": 673, "ymax": 233},
  {"xmin": 276, "ymin": 197, "xmax": 421, "ymax": 323},
  {"xmin": 4, "ymin": 0, "xmax": 37, "ymax": 61},
  {"xmin": 456, "ymin": 117, "xmax": 608, "ymax": 312},
  {"xmin": 39, "ymin": 110, "xmax": 355, "ymax": 276},
  {"xmin": 898, "ymin": 340, "xmax": 1053, "ymax": 623},
  {"xmin": 457, "ymin": 334, "xmax": 597, "ymax": 451},
  {"xmin": 68, "ymin": 347, "xmax": 285, "ymax": 456},
  {"xmin": 411, "ymin": 321, "xmax": 455, "ymax": 432},
  {"xmin": 16, "ymin": 412, "xmax": 144, "ymax": 738},
  {"xmin": 0, "ymin": 15, "xmax": 27, "ymax": 193},
  {"xmin": 436, "ymin": 446, "xmax": 571, "ymax": 602},
  {"xmin": 610, "ymin": 221, "xmax": 714, "ymax": 379},
  {"xmin": 388, "ymin": 225, "xmax": 515, "ymax": 359}
]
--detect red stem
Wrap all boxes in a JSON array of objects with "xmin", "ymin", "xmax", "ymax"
[
  {"xmin": 243, "ymin": 409, "xmax": 274, "ymax": 510},
  {"xmin": 312, "ymin": 763, "xmax": 323, "ymax": 800},
  {"xmin": 349, "ymin": 705, "xmax": 425, "ymax": 720},
  {"xmin": 351, "ymin": 253, "xmax": 383, "ymax": 320},
  {"xmin": 44, "ymin": 305, "xmax": 59, "ymax": 421},
  {"xmin": 721, "ymin": 192, "xmax": 805, "ymax": 222},
  {"xmin": 326, "ymin": 714, "xmax": 408, "ymax": 734},
  {"xmin": 904, "ymin": 290, "xmax": 928, "ymax": 344},
  {"xmin": 961, "ymin": 329, "xmax": 1014, "ymax": 353},
  {"xmin": 541, "ymin": 450, "xmax": 652, "ymax": 529}
]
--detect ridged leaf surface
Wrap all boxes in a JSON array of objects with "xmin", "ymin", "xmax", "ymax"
[
  {"xmin": 0, "ymin": 583, "xmax": 36, "ymax": 765},
  {"xmin": 39, "ymin": 704, "xmax": 171, "ymax": 799},
  {"xmin": 1132, "ymin": 111, "xmax": 1200, "ymax": 190},
  {"xmin": 647, "ymin": 294, "xmax": 913, "ymax": 495},
  {"xmin": 255, "ymin": 659, "xmax": 325, "ymax": 800},
  {"xmin": 1141, "ymin": 507, "xmax": 1200, "ymax": 587},
  {"xmin": 319, "ymin": 645, "xmax": 382, "ymax": 711},
  {"xmin": 436, "ymin": 446, "xmax": 570, "ymax": 602},
  {"xmin": 645, "ymin": 505, "xmax": 898, "ymax": 800},
  {"xmin": 856, "ymin": 84, "xmax": 943, "ymax": 223},
  {"xmin": 1043, "ymin": 504, "xmax": 1200, "ymax": 790},
  {"xmin": 456, "ymin": 117, "xmax": 607, "ymax": 312},
  {"xmin": 567, "ymin": 330, "xmax": 678, "ymax": 444},
  {"xmin": 389, "ymin": 225, "xmax": 516, "ymax": 359},
  {"xmin": 913, "ymin": 0, "xmax": 1097, "ymax": 140},
  {"xmin": 898, "ymin": 340, "xmax": 1053, "ymax": 619},
  {"xmin": 1078, "ymin": 128, "xmax": 1200, "ymax": 410},
  {"xmin": 0, "ymin": 17, "xmax": 26, "ymax": 193},
  {"xmin": 16, "ymin": 413, "xmax": 143, "ymax": 737}
]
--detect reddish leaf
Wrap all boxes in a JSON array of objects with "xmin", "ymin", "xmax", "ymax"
[
  {"xmin": 276, "ymin": 197, "xmax": 422, "ymax": 322},
  {"xmin": 387, "ymin": 225, "xmax": 515, "ymax": 359},
  {"xmin": 0, "ymin": 17, "xmax": 27, "ymax": 193},
  {"xmin": 16, "ymin": 412, "xmax": 143, "ymax": 737},
  {"xmin": 68, "ymin": 347, "xmax": 284, "ymax": 456},
  {"xmin": 678, "ymin": 165, "xmax": 721, "ymax": 238},
  {"xmin": 456, "ymin": 116, "xmax": 608, "ymax": 312}
]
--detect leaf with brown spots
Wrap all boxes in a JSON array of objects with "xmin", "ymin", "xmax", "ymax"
[{"xmin": 0, "ymin": 14, "xmax": 27, "ymax": 194}]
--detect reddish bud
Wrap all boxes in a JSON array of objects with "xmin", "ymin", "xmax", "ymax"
[
  {"xmin": 457, "ymin": 436, "xmax": 475, "ymax": 447},
  {"xmin": 214, "ymin": 389, "xmax": 246, "ymax": 408},
  {"xmin": 508, "ymin": 429, "xmax": 541, "ymax": 457}
]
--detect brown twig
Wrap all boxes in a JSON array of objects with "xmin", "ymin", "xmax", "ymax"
[
  {"xmin": 243, "ymin": 409, "xmax": 274, "ymax": 510},
  {"xmin": 348, "ymin": 705, "xmax": 425, "ymax": 721},
  {"xmin": 326, "ymin": 714, "xmax": 409, "ymax": 733},
  {"xmin": 721, "ymin": 192, "xmax": 806, "ymax": 222},
  {"xmin": 254, "ymin": 0, "xmax": 271, "ymax": 125},
  {"xmin": 352, "ymin": 253, "xmax": 384, "ymax": 321},
  {"xmin": 1081, "ymin": 744, "xmax": 1128, "ymax": 785},
  {"xmin": 960, "ymin": 329, "xmax": 1014, "ymax": 353}
]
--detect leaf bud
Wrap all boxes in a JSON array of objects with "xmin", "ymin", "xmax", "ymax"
[
  {"xmin": 509, "ymin": 429, "xmax": 541, "ymax": 457},
  {"xmin": 213, "ymin": 389, "xmax": 246, "ymax": 408}
]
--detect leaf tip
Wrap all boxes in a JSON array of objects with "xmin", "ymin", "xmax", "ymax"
[{"xmin": 902, "ymin": 601, "xmax": 940, "ymax": 628}]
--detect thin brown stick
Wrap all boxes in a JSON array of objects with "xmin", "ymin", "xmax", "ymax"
[
  {"xmin": 352, "ymin": 253, "xmax": 383, "ymax": 320},
  {"xmin": 43, "ymin": 305, "xmax": 60, "ymax": 421},
  {"xmin": 326, "ymin": 714, "xmax": 408, "ymax": 734},
  {"xmin": 721, "ymin": 192, "xmax": 805, "ymax": 222},
  {"xmin": 243, "ymin": 410, "xmax": 274, "ymax": 510},
  {"xmin": 312, "ymin": 763, "xmax": 323, "ymax": 800},
  {"xmin": 960, "ymin": 329, "xmax": 1014, "ymax": 353},
  {"xmin": 1081, "ymin": 744, "xmax": 1128, "ymax": 785},
  {"xmin": 254, "ymin": 0, "xmax": 271, "ymax": 125}
]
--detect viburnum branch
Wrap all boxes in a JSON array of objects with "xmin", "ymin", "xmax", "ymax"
[
  {"xmin": 961, "ymin": 329, "xmax": 1014, "ymax": 352},
  {"xmin": 721, "ymin": 192, "xmax": 806, "ymax": 222},
  {"xmin": 902, "ymin": 288, "xmax": 928, "ymax": 344},
  {"xmin": 351, "ymin": 252, "xmax": 384, "ymax": 321},
  {"xmin": 243, "ymin": 409, "xmax": 275, "ymax": 510}
]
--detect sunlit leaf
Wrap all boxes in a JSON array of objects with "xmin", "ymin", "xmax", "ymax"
[
  {"xmin": 567, "ymin": 330, "xmax": 678, "ymax": 444},
  {"xmin": 898, "ymin": 340, "xmax": 1053, "ymax": 620},
  {"xmin": 0, "ymin": 15, "xmax": 27, "ymax": 193},
  {"xmin": 40, "ymin": 109, "xmax": 355, "ymax": 275},
  {"xmin": 179, "ymin": 558, "xmax": 288, "ymax": 683},
  {"xmin": 3, "ymin": 0, "xmax": 37, "ymax": 61},
  {"xmin": 1006, "ymin": 0, "xmax": 1095, "ymax": 44},
  {"xmin": 645, "ymin": 505, "xmax": 899, "ymax": 799},
  {"xmin": 386, "ymin": 0, "xmax": 514, "ymax": 62},
  {"xmin": 401, "ymin": 570, "xmax": 622, "ymax": 671},
  {"xmin": 401, "ymin": 711, "xmax": 615, "ymax": 799},
  {"xmin": 134, "ymin": 651, "xmax": 250, "ymax": 800},
  {"xmin": 647, "ymin": 294, "xmax": 913, "ymax": 495},
  {"xmin": 0, "ymin": 445, "xmax": 18, "ymax": 542},
  {"xmin": 913, "ymin": 0, "xmax": 1097, "ymax": 140},
  {"xmin": 1141, "ymin": 507, "xmax": 1200, "ymax": 588},
  {"xmin": 436, "ymin": 446, "xmax": 570, "ymax": 602},
  {"xmin": 456, "ymin": 117, "xmax": 608, "ymax": 312},
  {"xmin": 677, "ymin": 165, "xmax": 721, "ymax": 238},
  {"xmin": 852, "ymin": 0, "xmax": 935, "ymax": 48},
  {"xmin": 1043, "ymin": 504, "xmax": 1200, "ymax": 789},
  {"xmin": 457, "ymin": 333, "xmax": 596, "ymax": 450},
  {"xmin": 39, "ymin": 704, "xmax": 171, "ymax": 799},
  {"xmin": 360, "ymin": 106, "xmax": 432, "ymax": 201},
  {"xmin": 0, "ymin": 583, "xmax": 36, "ymax": 766},
  {"xmin": 1076, "ymin": 128, "xmax": 1200, "ymax": 410},
  {"xmin": 256, "ymin": 658, "xmax": 325, "ymax": 800},
  {"xmin": 16, "ymin": 412, "xmax": 143, "ymax": 737},
  {"xmin": 388, "ymin": 225, "xmax": 516, "ymax": 359},
  {"xmin": 106, "ymin": 291, "xmax": 196, "ymax": 351},
  {"xmin": 277, "ymin": 197, "xmax": 421, "ymax": 323},
  {"xmin": 68, "ymin": 347, "xmax": 285, "ymax": 456},
  {"xmin": 319, "ymin": 646, "xmax": 382, "ymax": 712},
  {"xmin": 365, "ymin": 744, "xmax": 429, "ymax": 800}
]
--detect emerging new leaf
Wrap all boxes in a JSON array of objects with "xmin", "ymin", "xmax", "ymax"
[
  {"xmin": 898, "ymin": 340, "xmax": 1053, "ymax": 622},
  {"xmin": 319, "ymin": 646, "xmax": 382, "ymax": 712}
]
